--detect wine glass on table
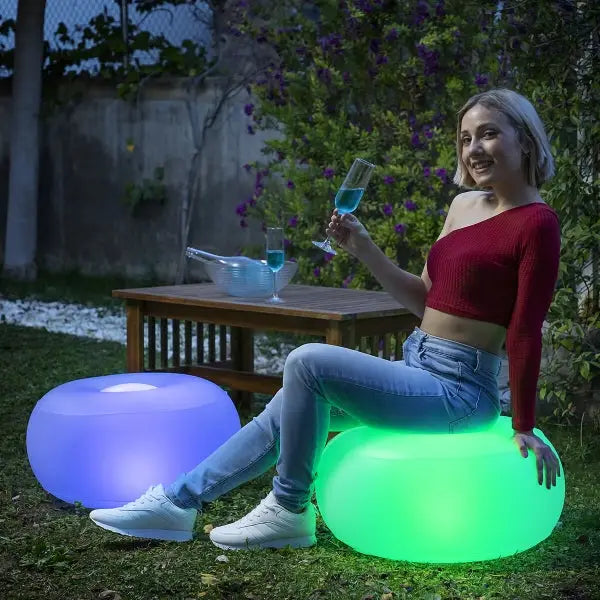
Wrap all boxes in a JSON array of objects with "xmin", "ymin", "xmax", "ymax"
[
  {"xmin": 266, "ymin": 227, "xmax": 285, "ymax": 303},
  {"xmin": 312, "ymin": 157, "xmax": 375, "ymax": 255}
]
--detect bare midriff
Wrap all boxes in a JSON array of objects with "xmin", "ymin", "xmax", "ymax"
[{"xmin": 419, "ymin": 307, "xmax": 506, "ymax": 356}]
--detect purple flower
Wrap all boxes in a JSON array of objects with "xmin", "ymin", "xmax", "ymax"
[
  {"xmin": 324, "ymin": 252, "xmax": 334, "ymax": 262},
  {"xmin": 435, "ymin": 0, "xmax": 445, "ymax": 16},
  {"xmin": 286, "ymin": 180, "xmax": 295, "ymax": 189},
  {"xmin": 243, "ymin": 163, "xmax": 252, "ymax": 172},
  {"xmin": 383, "ymin": 175, "xmax": 395, "ymax": 185},
  {"xmin": 356, "ymin": 0, "xmax": 373, "ymax": 13},
  {"xmin": 284, "ymin": 238, "xmax": 291, "ymax": 249},
  {"xmin": 341, "ymin": 273, "xmax": 354, "ymax": 288},
  {"xmin": 411, "ymin": 132, "xmax": 421, "ymax": 147},
  {"xmin": 475, "ymin": 73, "xmax": 489, "ymax": 87},
  {"xmin": 423, "ymin": 166, "xmax": 431, "ymax": 178},
  {"xmin": 248, "ymin": 197, "xmax": 256, "ymax": 207},
  {"xmin": 317, "ymin": 67, "xmax": 332, "ymax": 84},
  {"xmin": 394, "ymin": 223, "xmax": 407, "ymax": 235},
  {"xmin": 383, "ymin": 203, "xmax": 393, "ymax": 216},
  {"xmin": 235, "ymin": 202, "xmax": 248, "ymax": 216},
  {"xmin": 288, "ymin": 215, "xmax": 298, "ymax": 227},
  {"xmin": 313, "ymin": 267, "xmax": 321, "ymax": 277},
  {"xmin": 385, "ymin": 28, "xmax": 399, "ymax": 41},
  {"xmin": 247, "ymin": 125, "xmax": 255, "ymax": 135},
  {"xmin": 438, "ymin": 209, "xmax": 447, "ymax": 216},
  {"xmin": 376, "ymin": 54, "xmax": 388, "ymax": 65},
  {"xmin": 405, "ymin": 200, "xmax": 417, "ymax": 212},
  {"xmin": 318, "ymin": 33, "xmax": 343, "ymax": 54},
  {"xmin": 239, "ymin": 218, "xmax": 248, "ymax": 228},
  {"xmin": 342, "ymin": 71, "xmax": 351, "ymax": 83},
  {"xmin": 244, "ymin": 103, "xmax": 254, "ymax": 116},
  {"xmin": 424, "ymin": 128, "xmax": 434, "ymax": 139},
  {"xmin": 435, "ymin": 167, "xmax": 448, "ymax": 183},
  {"xmin": 416, "ymin": 43, "xmax": 439, "ymax": 76},
  {"xmin": 369, "ymin": 38, "xmax": 381, "ymax": 54},
  {"xmin": 323, "ymin": 167, "xmax": 335, "ymax": 179},
  {"xmin": 413, "ymin": 0, "xmax": 430, "ymax": 25}
]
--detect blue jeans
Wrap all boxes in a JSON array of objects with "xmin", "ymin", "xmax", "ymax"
[{"xmin": 166, "ymin": 327, "xmax": 502, "ymax": 512}]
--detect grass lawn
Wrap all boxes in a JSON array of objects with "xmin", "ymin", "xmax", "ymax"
[{"xmin": 1, "ymin": 320, "xmax": 599, "ymax": 600}]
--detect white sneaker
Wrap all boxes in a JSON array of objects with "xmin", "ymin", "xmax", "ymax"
[
  {"xmin": 89, "ymin": 484, "xmax": 197, "ymax": 542},
  {"xmin": 209, "ymin": 491, "xmax": 316, "ymax": 550}
]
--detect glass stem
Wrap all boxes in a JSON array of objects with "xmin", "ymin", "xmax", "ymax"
[{"xmin": 272, "ymin": 271, "xmax": 279, "ymax": 300}]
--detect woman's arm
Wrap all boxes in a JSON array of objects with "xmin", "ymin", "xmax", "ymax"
[
  {"xmin": 327, "ymin": 195, "xmax": 460, "ymax": 318},
  {"xmin": 359, "ymin": 242, "xmax": 429, "ymax": 319}
]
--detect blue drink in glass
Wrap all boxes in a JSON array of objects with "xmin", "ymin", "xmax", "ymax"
[
  {"xmin": 313, "ymin": 158, "xmax": 374, "ymax": 255},
  {"xmin": 334, "ymin": 187, "xmax": 365, "ymax": 214},
  {"xmin": 266, "ymin": 228, "xmax": 285, "ymax": 303},
  {"xmin": 267, "ymin": 249, "xmax": 285, "ymax": 272}
]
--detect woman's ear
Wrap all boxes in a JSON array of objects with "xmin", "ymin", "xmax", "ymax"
[{"xmin": 519, "ymin": 131, "xmax": 533, "ymax": 156}]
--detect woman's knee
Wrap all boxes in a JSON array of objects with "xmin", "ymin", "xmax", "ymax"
[{"xmin": 284, "ymin": 343, "xmax": 324, "ymax": 377}]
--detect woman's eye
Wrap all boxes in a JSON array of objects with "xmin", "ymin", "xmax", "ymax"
[
  {"xmin": 484, "ymin": 130, "xmax": 497, "ymax": 137},
  {"xmin": 461, "ymin": 137, "xmax": 470, "ymax": 145}
]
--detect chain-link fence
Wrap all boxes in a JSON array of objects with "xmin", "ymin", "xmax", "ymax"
[{"xmin": 0, "ymin": 0, "xmax": 212, "ymax": 77}]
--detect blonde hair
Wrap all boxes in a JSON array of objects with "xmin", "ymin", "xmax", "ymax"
[{"xmin": 453, "ymin": 89, "xmax": 555, "ymax": 189}]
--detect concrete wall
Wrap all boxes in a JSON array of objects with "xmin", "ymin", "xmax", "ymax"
[{"xmin": 0, "ymin": 77, "xmax": 273, "ymax": 281}]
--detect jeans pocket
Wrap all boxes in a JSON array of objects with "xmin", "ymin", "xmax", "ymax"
[{"xmin": 417, "ymin": 349, "xmax": 463, "ymax": 397}]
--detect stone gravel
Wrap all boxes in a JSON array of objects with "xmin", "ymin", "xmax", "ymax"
[{"xmin": 0, "ymin": 297, "xmax": 292, "ymax": 375}]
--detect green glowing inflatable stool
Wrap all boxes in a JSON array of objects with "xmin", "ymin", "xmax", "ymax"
[{"xmin": 315, "ymin": 416, "xmax": 565, "ymax": 563}]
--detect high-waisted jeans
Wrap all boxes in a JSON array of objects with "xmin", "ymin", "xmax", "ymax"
[{"xmin": 166, "ymin": 326, "xmax": 502, "ymax": 513}]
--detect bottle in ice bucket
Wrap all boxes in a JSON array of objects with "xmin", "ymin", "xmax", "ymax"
[{"xmin": 185, "ymin": 247, "xmax": 269, "ymax": 296}]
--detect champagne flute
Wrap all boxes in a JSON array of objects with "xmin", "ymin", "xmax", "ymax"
[
  {"xmin": 266, "ymin": 227, "xmax": 285, "ymax": 303},
  {"xmin": 312, "ymin": 157, "xmax": 375, "ymax": 255}
]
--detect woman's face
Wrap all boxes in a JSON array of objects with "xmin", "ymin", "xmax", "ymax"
[{"xmin": 460, "ymin": 104, "xmax": 526, "ymax": 188}]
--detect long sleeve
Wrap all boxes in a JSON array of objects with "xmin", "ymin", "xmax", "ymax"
[{"xmin": 505, "ymin": 211, "xmax": 561, "ymax": 431}]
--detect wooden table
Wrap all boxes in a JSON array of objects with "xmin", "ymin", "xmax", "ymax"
[{"xmin": 112, "ymin": 283, "xmax": 419, "ymax": 413}]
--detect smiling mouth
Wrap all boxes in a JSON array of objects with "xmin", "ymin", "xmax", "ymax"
[{"xmin": 471, "ymin": 161, "xmax": 493, "ymax": 173}]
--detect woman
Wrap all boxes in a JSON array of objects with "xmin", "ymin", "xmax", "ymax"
[{"xmin": 89, "ymin": 88, "xmax": 562, "ymax": 550}]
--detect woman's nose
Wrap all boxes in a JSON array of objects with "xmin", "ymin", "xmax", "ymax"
[{"xmin": 467, "ymin": 138, "xmax": 484, "ymax": 156}]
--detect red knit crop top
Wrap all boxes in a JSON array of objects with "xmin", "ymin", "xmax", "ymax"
[{"xmin": 425, "ymin": 202, "xmax": 561, "ymax": 431}]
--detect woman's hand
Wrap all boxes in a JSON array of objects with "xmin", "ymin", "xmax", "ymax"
[
  {"xmin": 513, "ymin": 430, "xmax": 561, "ymax": 489},
  {"xmin": 325, "ymin": 209, "xmax": 373, "ymax": 259}
]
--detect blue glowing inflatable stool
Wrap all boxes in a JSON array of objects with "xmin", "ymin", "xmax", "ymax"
[
  {"xmin": 26, "ymin": 373, "xmax": 240, "ymax": 508},
  {"xmin": 315, "ymin": 416, "xmax": 565, "ymax": 563}
]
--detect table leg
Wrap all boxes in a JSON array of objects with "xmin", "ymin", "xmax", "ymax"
[
  {"xmin": 325, "ymin": 321, "xmax": 356, "ymax": 349},
  {"xmin": 126, "ymin": 301, "xmax": 145, "ymax": 372},
  {"xmin": 230, "ymin": 326, "xmax": 255, "ymax": 413}
]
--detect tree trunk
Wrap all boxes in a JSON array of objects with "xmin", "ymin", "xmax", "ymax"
[{"xmin": 2, "ymin": 0, "xmax": 46, "ymax": 281}]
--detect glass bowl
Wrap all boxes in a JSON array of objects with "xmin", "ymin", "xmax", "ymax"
[{"xmin": 204, "ymin": 260, "xmax": 298, "ymax": 298}]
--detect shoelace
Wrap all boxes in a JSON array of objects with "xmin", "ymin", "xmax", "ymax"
[
  {"xmin": 121, "ymin": 486, "xmax": 161, "ymax": 509},
  {"xmin": 238, "ymin": 500, "xmax": 276, "ymax": 525}
]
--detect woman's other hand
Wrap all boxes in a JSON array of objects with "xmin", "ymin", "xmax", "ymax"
[
  {"xmin": 325, "ymin": 209, "xmax": 373, "ymax": 259},
  {"xmin": 513, "ymin": 430, "xmax": 561, "ymax": 489}
]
